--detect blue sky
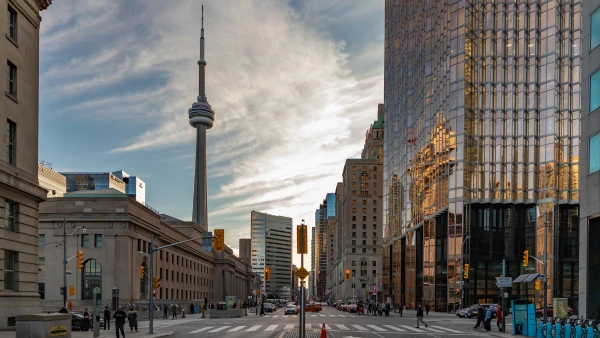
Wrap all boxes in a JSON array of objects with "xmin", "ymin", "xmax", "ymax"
[{"xmin": 39, "ymin": 0, "xmax": 384, "ymax": 266}]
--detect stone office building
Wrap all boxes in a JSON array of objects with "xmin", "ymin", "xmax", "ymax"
[
  {"xmin": 38, "ymin": 190, "xmax": 253, "ymax": 311},
  {"xmin": 0, "ymin": 0, "xmax": 52, "ymax": 329}
]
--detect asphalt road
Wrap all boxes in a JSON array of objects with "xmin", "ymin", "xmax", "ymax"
[{"xmin": 143, "ymin": 307, "xmax": 510, "ymax": 338}]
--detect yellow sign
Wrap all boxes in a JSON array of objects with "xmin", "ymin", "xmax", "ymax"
[
  {"xmin": 50, "ymin": 325, "xmax": 67, "ymax": 336},
  {"xmin": 297, "ymin": 225, "xmax": 308, "ymax": 254},
  {"xmin": 214, "ymin": 229, "xmax": 225, "ymax": 251},
  {"xmin": 295, "ymin": 267, "xmax": 310, "ymax": 280}
]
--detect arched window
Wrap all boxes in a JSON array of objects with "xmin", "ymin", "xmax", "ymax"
[{"xmin": 82, "ymin": 259, "xmax": 102, "ymax": 300}]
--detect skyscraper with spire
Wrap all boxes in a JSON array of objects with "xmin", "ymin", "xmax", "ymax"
[{"xmin": 188, "ymin": 5, "xmax": 215, "ymax": 228}]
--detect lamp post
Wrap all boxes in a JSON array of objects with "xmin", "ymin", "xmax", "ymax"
[
  {"xmin": 61, "ymin": 219, "xmax": 85, "ymax": 308},
  {"xmin": 459, "ymin": 235, "xmax": 471, "ymax": 309}
]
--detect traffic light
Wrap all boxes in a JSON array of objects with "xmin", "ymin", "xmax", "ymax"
[
  {"xmin": 153, "ymin": 289, "xmax": 157, "ymax": 296},
  {"xmin": 139, "ymin": 265, "xmax": 145, "ymax": 279},
  {"xmin": 77, "ymin": 250, "xmax": 84, "ymax": 270},
  {"xmin": 535, "ymin": 279, "xmax": 542, "ymax": 291},
  {"xmin": 463, "ymin": 264, "xmax": 469, "ymax": 279},
  {"xmin": 523, "ymin": 250, "xmax": 529, "ymax": 267},
  {"xmin": 152, "ymin": 277, "xmax": 161, "ymax": 289},
  {"xmin": 69, "ymin": 286, "xmax": 75, "ymax": 296},
  {"xmin": 264, "ymin": 267, "xmax": 271, "ymax": 281},
  {"xmin": 366, "ymin": 290, "xmax": 370, "ymax": 295},
  {"xmin": 297, "ymin": 225, "xmax": 308, "ymax": 254},
  {"xmin": 214, "ymin": 229, "xmax": 225, "ymax": 251},
  {"xmin": 345, "ymin": 269, "xmax": 351, "ymax": 280}
]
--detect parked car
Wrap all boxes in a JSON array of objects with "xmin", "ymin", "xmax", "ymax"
[
  {"xmin": 535, "ymin": 306, "xmax": 574, "ymax": 318},
  {"xmin": 464, "ymin": 304, "xmax": 499, "ymax": 318},
  {"xmin": 305, "ymin": 303, "xmax": 322, "ymax": 313},
  {"xmin": 285, "ymin": 305, "xmax": 298, "ymax": 315},
  {"xmin": 71, "ymin": 313, "xmax": 93, "ymax": 331},
  {"xmin": 264, "ymin": 303, "xmax": 275, "ymax": 313}
]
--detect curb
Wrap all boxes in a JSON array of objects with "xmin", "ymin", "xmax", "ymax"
[{"xmin": 150, "ymin": 330, "xmax": 174, "ymax": 337}]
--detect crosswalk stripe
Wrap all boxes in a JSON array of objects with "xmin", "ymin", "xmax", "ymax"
[
  {"xmin": 400, "ymin": 325, "xmax": 426, "ymax": 332},
  {"xmin": 310, "ymin": 315, "xmax": 316, "ymax": 317},
  {"xmin": 325, "ymin": 324, "xmax": 332, "ymax": 330},
  {"xmin": 423, "ymin": 326, "xmax": 445, "ymax": 333},
  {"xmin": 284, "ymin": 324, "xmax": 294, "ymax": 330},
  {"xmin": 189, "ymin": 327, "xmax": 213, "ymax": 333},
  {"xmin": 265, "ymin": 325, "xmax": 278, "ymax": 331},
  {"xmin": 367, "ymin": 325, "xmax": 387, "ymax": 331},
  {"xmin": 383, "ymin": 325, "xmax": 406, "ymax": 332},
  {"xmin": 431, "ymin": 325, "xmax": 463, "ymax": 333},
  {"xmin": 320, "ymin": 315, "xmax": 326, "ymax": 317},
  {"xmin": 306, "ymin": 324, "xmax": 313, "ymax": 330},
  {"xmin": 209, "ymin": 326, "xmax": 231, "ymax": 332},
  {"xmin": 335, "ymin": 324, "xmax": 349, "ymax": 330},
  {"xmin": 228, "ymin": 326, "xmax": 246, "ymax": 332},
  {"xmin": 352, "ymin": 324, "xmax": 368, "ymax": 330},
  {"xmin": 247, "ymin": 325, "xmax": 262, "ymax": 331}
]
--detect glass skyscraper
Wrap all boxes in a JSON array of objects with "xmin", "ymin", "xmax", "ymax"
[{"xmin": 384, "ymin": 0, "xmax": 580, "ymax": 312}]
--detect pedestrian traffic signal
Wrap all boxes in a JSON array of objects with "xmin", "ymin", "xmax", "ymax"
[
  {"xmin": 264, "ymin": 267, "xmax": 271, "ymax": 281},
  {"xmin": 535, "ymin": 279, "xmax": 542, "ymax": 291},
  {"xmin": 214, "ymin": 229, "xmax": 225, "ymax": 251},
  {"xmin": 523, "ymin": 250, "xmax": 529, "ymax": 267},
  {"xmin": 152, "ymin": 277, "xmax": 161, "ymax": 289},
  {"xmin": 139, "ymin": 265, "xmax": 145, "ymax": 279},
  {"xmin": 345, "ymin": 269, "xmax": 351, "ymax": 280},
  {"xmin": 77, "ymin": 250, "xmax": 84, "ymax": 270},
  {"xmin": 69, "ymin": 286, "xmax": 75, "ymax": 296},
  {"xmin": 463, "ymin": 264, "xmax": 469, "ymax": 279}
]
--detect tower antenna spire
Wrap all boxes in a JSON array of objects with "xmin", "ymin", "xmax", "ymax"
[{"xmin": 198, "ymin": 4, "xmax": 206, "ymax": 97}]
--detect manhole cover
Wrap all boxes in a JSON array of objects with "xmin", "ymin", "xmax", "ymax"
[{"xmin": 282, "ymin": 331, "xmax": 320, "ymax": 338}]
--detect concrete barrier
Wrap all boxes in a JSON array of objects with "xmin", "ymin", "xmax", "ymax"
[{"xmin": 16, "ymin": 313, "xmax": 71, "ymax": 338}]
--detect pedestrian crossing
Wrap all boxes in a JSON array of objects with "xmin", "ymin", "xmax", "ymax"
[
  {"xmin": 138, "ymin": 318, "xmax": 200, "ymax": 329},
  {"xmin": 251, "ymin": 314, "xmax": 384, "ymax": 318},
  {"xmin": 187, "ymin": 323, "xmax": 468, "ymax": 334}
]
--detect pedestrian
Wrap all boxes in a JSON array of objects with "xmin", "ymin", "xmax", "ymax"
[
  {"xmin": 367, "ymin": 303, "xmax": 372, "ymax": 315},
  {"xmin": 378, "ymin": 302, "xmax": 383, "ymax": 316},
  {"xmin": 425, "ymin": 303, "xmax": 430, "ymax": 315},
  {"xmin": 190, "ymin": 303, "xmax": 195, "ymax": 315},
  {"xmin": 473, "ymin": 306, "xmax": 484, "ymax": 329},
  {"xmin": 385, "ymin": 302, "xmax": 390, "ymax": 316},
  {"xmin": 103, "ymin": 306, "xmax": 111, "ymax": 330},
  {"xmin": 81, "ymin": 308, "xmax": 90, "ymax": 331},
  {"xmin": 483, "ymin": 306, "xmax": 493, "ymax": 331},
  {"xmin": 260, "ymin": 302, "xmax": 265, "ymax": 316},
  {"xmin": 171, "ymin": 305, "xmax": 177, "ymax": 319},
  {"xmin": 399, "ymin": 304, "xmax": 403, "ymax": 317},
  {"xmin": 163, "ymin": 305, "xmax": 168, "ymax": 319},
  {"xmin": 416, "ymin": 304, "xmax": 428, "ymax": 328},
  {"xmin": 113, "ymin": 306, "xmax": 127, "ymax": 338},
  {"xmin": 496, "ymin": 307, "xmax": 503, "ymax": 332},
  {"xmin": 127, "ymin": 307, "xmax": 138, "ymax": 332}
]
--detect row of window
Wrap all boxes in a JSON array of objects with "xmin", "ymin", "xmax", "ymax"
[
  {"xmin": 138, "ymin": 238, "xmax": 214, "ymax": 275},
  {"xmin": 352, "ymin": 166, "xmax": 378, "ymax": 172},
  {"xmin": 6, "ymin": 120, "xmax": 16, "ymax": 165},
  {"xmin": 81, "ymin": 234, "xmax": 103, "ymax": 248},
  {"xmin": 350, "ymin": 248, "xmax": 377, "ymax": 254},
  {"xmin": 352, "ymin": 199, "xmax": 377, "ymax": 206},
  {"xmin": 154, "ymin": 288, "xmax": 212, "ymax": 300},
  {"xmin": 4, "ymin": 200, "xmax": 17, "ymax": 232},
  {"xmin": 351, "ymin": 208, "xmax": 377, "ymax": 214},
  {"xmin": 158, "ymin": 268, "xmax": 213, "ymax": 287},
  {"xmin": 351, "ymin": 224, "xmax": 378, "ymax": 231},
  {"xmin": 589, "ymin": 7, "xmax": 600, "ymax": 174},
  {"xmin": 351, "ymin": 260, "xmax": 376, "ymax": 267}
]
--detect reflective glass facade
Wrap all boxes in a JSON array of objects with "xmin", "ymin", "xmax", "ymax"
[
  {"xmin": 384, "ymin": 0, "xmax": 580, "ymax": 311},
  {"xmin": 592, "ymin": 8, "xmax": 600, "ymax": 50},
  {"xmin": 591, "ymin": 133, "xmax": 600, "ymax": 174},
  {"xmin": 591, "ymin": 70, "xmax": 600, "ymax": 112}
]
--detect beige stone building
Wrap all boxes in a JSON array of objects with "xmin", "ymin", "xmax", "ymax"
[
  {"xmin": 0, "ymin": 0, "xmax": 52, "ymax": 329},
  {"xmin": 361, "ymin": 104, "xmax": 384, "ymax": 162},
  {"xmin": 38, "ymin": 164, "xmax": 66, "ymax": 198},
  {"xmin": 38, "ymin": 190, "xmax": 253, "ymax": 312}
]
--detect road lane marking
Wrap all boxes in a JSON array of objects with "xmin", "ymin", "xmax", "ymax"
[
  {"xmin": 189, "ymin": 327, "xmax": 213, "ymax": 333},
  {"xmin": 351, "ymin": 324, "xmax": 368, "ymax": 330},
  {"xmin": 265, "ymin": 325, "xmax": 278, "ymax": 331},
  {"xmin": 383, "ymin": 325, "xmax": 406, "ymax": 332},
  {"xmin": 228, "ymin": 326, "xmax": 246, "ymax": 332},
  {"xmin": 335, "ymin": 324, "xmax": 350, "ymax": 330},
  {"xmin": 208, "ymin": 326, "xmax": 230, "ymax": 332},
  {"xmin": 422, "ymin": 327, "xmax": 445, "ymax": 333},
  {"xmin": 284, "ymin": 324, "xmax": 295, "ymax": 329},
  {"xmin": 431, "ymin": 325, "xmax": 463, "ymax": 333},
  {"xmin": 246, "ymin": 325, "xmax": 263, "ymax": 331},
  {"xmin": 367, "ymin": 325, "xmax": 387, "ymax": 331},
  {"xmin": 399, "ymin": 325, "xmax": 426, "ymax": 332}
]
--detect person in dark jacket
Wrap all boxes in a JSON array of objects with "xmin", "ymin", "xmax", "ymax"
[
  {"xmin": 190, "ymin": 303, "xmax": 195, "ymax": 314},
  {"xmin": 416, "ymin": 304, "xmax": 428, "ymax": 328},
  {"xmin": 163, "ymin": 305, "xmax": 168, "ymax": 319},
  {"xmin": 385, "ymin": 303, "xmax": 390, "ymax": 316},
  {"xmin": 260, "ymin": 302, "xmax": 265, "ymax": 316},
  {"xmin": 473, "ymin": 306, "xmax": 485, "ymax": 328},
  {"xmin": 127, "ymin": 308, "xmax": 138, "ymax": 332},
  {"xmin": 80, "ymin": 308, "xmax": 91, "ymax": 331},
  {"xmin": 103, "ymin": 306, "xmax": 111, "ymax": 330},
  {"xmin": 113, "ymin": 306, "xmax": 127, "ymax": 338},
  {"xmin": 425, "ymin": 303, "xmax": 430, "ymax": 315}
]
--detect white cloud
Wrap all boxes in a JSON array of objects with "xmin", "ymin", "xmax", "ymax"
[{"xmin": 40, "ymin": 0, "xmax": 383, "ymax": 267}]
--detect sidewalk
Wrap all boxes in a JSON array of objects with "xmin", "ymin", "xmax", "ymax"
[{"xmin": 0, "ymin": 330, "xmax": 173, "ymax": 338}]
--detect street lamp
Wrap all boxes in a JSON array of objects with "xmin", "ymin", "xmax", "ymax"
[
  {"xmin": 60, "ymin": 220, "xmax": 85, "ymax": 308},
  {"xmin": 459, "ymin": 235, "xmax": 471, "ymax": 310}
]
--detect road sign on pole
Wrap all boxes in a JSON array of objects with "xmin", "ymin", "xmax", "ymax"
[{"xmin": 495, "ymin": 276, "xmax": 513, "ymax": 288}]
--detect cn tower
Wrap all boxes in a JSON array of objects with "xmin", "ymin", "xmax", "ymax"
[{"xmin": 188, "ymin": 5, "xmax": 215, "ymax": 228}]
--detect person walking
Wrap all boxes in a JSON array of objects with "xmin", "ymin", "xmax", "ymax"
[
  {"xmin": 103, "ymin": 306, "xmax": 111, "ymax": 330},
  {"xmin": 127, "ymin": 307, "xmax": 138, "ymax": 332},
  {"xmin": 163, "ymin": 305, "xmax": 168, "ymax": 319},
  {"xmin": 171, "ymin": 305, "xmax": 177, "ymax": 319},
  {"xmin": 473, "ymin": 306, "xmax": 485, "ymax": 329},
  {"xmin": 496, "ymin": 307, "xmax": 503, "ymax": 332},
  {"xmin": 80, "ymin": 308, "xmax": 90, "ymax": 331},
  {"xmin": 385, "ymin": 302, "xmax": 390, "ymax": 316},
  {"xmin": 398, "ymin": 303, "xmax": 403, "ymax": 317},
  {"xmin": 259, "ymin": 302, "xmax": 265, "ymax": 316},
  {"xmin": 113, "ymin": 306, "xmax": 127, "ymax": 338},
  {"xmin": 416, "ymin": 304, "xmax": 428, "ymax": 328},
  {"xmin": 484, "ymin": 306, "xmax": 493, "ymax": 331},
  {"xmin": 425, "ymin": 303, "xmax": 430, "ymax": 315}
]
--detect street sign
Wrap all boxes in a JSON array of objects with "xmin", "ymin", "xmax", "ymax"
[
  {"xmin": 295, "ymin": 267, "xmax": 310, "ymax": 280},
  {"xmin": 297, "ymin": 225, "xmax": 308, "ymax": 254},
  {"xmin": 372, "ymin": 285, "xmax": 377, "ymax": 293},
  {"xmin": 66, "ymin": 270, "xmax": 72, "ymax": 276},
  {"xmin": 496, "ymin": 276, "xmax": 513, "ymax": 288}
]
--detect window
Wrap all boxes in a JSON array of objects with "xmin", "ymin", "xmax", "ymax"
[
  {"xmin": 352, "ymin": 190, "xmax": 356, "ymax": 196},
  {"xmin": 362, "ymin": 224, "xmax": 366, "ymax": 229},
  {"xmin": 352, "ymin": 216, "xmax": 356, "ymax": 221},
  {"xmin": 593, "ymin": 8, "xmax": 600, "ymax": 50},
  {"xmin": 160, "ymin": 251, "xmax": 163, "ymax": 260},
  {"xmin": 94, "ymin": 234, "xmax": 102, "ymax": 247},
  {"xmin": 591, "ymin": 133, "xmax": 600, "ymax": 173},
  {"xmin": 7, "ymin": 6, "xmax": 17, "ymax": 40},
  {"xmin": 363, "ymin": 166, "xmax": 367, "ymax": 171},
  {"xmin": 373, "ymin": 240, "xmax": 377, "ymax": 245},
  {"xmin": 4, "ymin": 250, "xmax": 18, "ymax": 291},
  {"xmin": 363, "ymin": 248, "xmax": 367, "ymax": 253},
  {"xmin": 352, "ymin": 224, "xmax": 356, "ymax": 229},
  {"xmin": 592, "ymin": 70, "xmax": 600, "ymax": 113},
  {"xmin": 362, "ymin": 232, "xmax": 366, "ymax": 238},
  {"xmin": 353, "ymin": 166, "xmax": 357, "ymax": 172},
  {"xmin": 82, "ymin": 259, "xmax": 102, "ymax": 300},
  {"xmin": 6, "ymin": 119, "xmax": 16, "ymax": 165},
  {"xmin": 373, "ymin": 224, "xmax": 377, "ymax": 230},
  {"xmin": 352, "ymin": 240, "xmax": 356, "ymax": 245},
  {"xmin": 5, "ymin": 200, "xmax": 17, "ymax": 232},
  {"xmin": 166, "ymin": 269, "xmax": 169, "ymax": 280},
  {"xmin": 372, "ymin": 270, "xmax": 376, "ymax": 276},
  {"xmin": 373, "ymin": 208, "xmax": 377, "ymax": 213},
  {"xmin": 351, "ymin": 270, "xmax": 356, "ymax": 276},
  {"xmin": 352, "ymin": 232, "xmax": 356, "ymax": 237},
  {"xmin": 137, "ymin": 239, "xmax": 141, "ymax": 252},
  {"xmin": 372, "ymin": 248, "xmax": 377, "ymax": 253},
  {"xmin": 372, "ymin": 261, "xmax": 376, "ymax": 266},
  {"xmin": 373, "ymin": 200, "xmax": 377, "ymax": 205},
  {"xmin": 352, "ymin": 174, "xmax": 357, "ymax": 179},
  {"xmin": 362, "ymin": 216, "xmax": 367, "ymax": 221},
  {"xmin": 373, "ymin": 232, "xmax": 376, "ymax": 237},
  {"xmin": 352, "ymin": 208, "xmax": 356, "ymax": 213},
  {"xmin": 39, "ymin": 234, "xmax": 45, "ymax": 247},
  {"xmin": 38, "ymin": 283, "xmax": 45, "ymax": 300},
  {"xmin": 160, "ymin": 268, "xmax": 163, "ymax": 279},
  {"xmin": 352, "ymin": 200, "xmax": 356, "ymax": 205},
  {"xmin": 362, "ymin": 283, "xmax": 366, "ymax": 289},
  {"xmin": 81, "ymin": 234, "xmax": 89, "ymax": 247},
  {"xmin": 362, "ymin": 240, "xmax": 367, "ymax": 245},
  {"xmin": 38, "ymin": 257, "xmax": 45, "ymax": 271},
  {"xmin": 362, "ymin": 200, "xmax": 367, "ymax": 205},
  {"xmin": 352, "ymin": 261, "xmax": 356, "ymax": 266},
  {"xmin": 7, "ymin": 61, "xmax": 17, "ymax": 97},
  {"xmin": 362, "ymin": 208, "xmax": 367, "ymax": 213}
]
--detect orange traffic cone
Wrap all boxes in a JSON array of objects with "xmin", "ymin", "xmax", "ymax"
[{"xmin": 320, "ymin": 323, "xmax": 327, "ymax": 338}]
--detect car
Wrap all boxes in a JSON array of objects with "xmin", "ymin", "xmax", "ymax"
[
  {"xmin": 535, "ymin": 306, "xmax": 574, "ymax": 318},
  {"xmin": 264, "ymin": 303, "xmax": 275, "ymax": 313},
  {"xmin": 71, "ymin": 313, "xmax": 93, "ymax": 331},
  {"xmin": 285, "ymin": 305, "xmax": 298, "ymax": 315},
  {"xmin": 305, "ymin": 303, "xmax": 322, "ymax": 313}
]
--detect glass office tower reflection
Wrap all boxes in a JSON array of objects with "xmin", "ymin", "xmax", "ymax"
[{"xmin": 384, "ymin": 0, "xmax": 580, "ymax": 312}]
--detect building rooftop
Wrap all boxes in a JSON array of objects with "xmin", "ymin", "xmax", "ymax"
[{"xmin": 63, "ymin": 188, "xmax": 127, "ymax": 198}]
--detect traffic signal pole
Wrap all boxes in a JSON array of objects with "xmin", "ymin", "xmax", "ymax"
[{"xmin": 63, "ymin": 218, "xmax": 67, "ymax": 308}]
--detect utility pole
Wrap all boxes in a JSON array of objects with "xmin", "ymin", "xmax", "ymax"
[
  {"xmin": 63, "ymin": 218, "xmax": 67, "ymax": 308},
  {"xmin": 543, "ymin": 207, "xmax": 548, "ymax": 324},
  {"xmin": 502, "ymin": 259, "xmax": 506, "ymax": 333}
]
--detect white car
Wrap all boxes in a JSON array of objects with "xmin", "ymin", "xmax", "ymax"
[{"xmin": 285, "ymin": 305, "xmax": 298, "ymax": 315}]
